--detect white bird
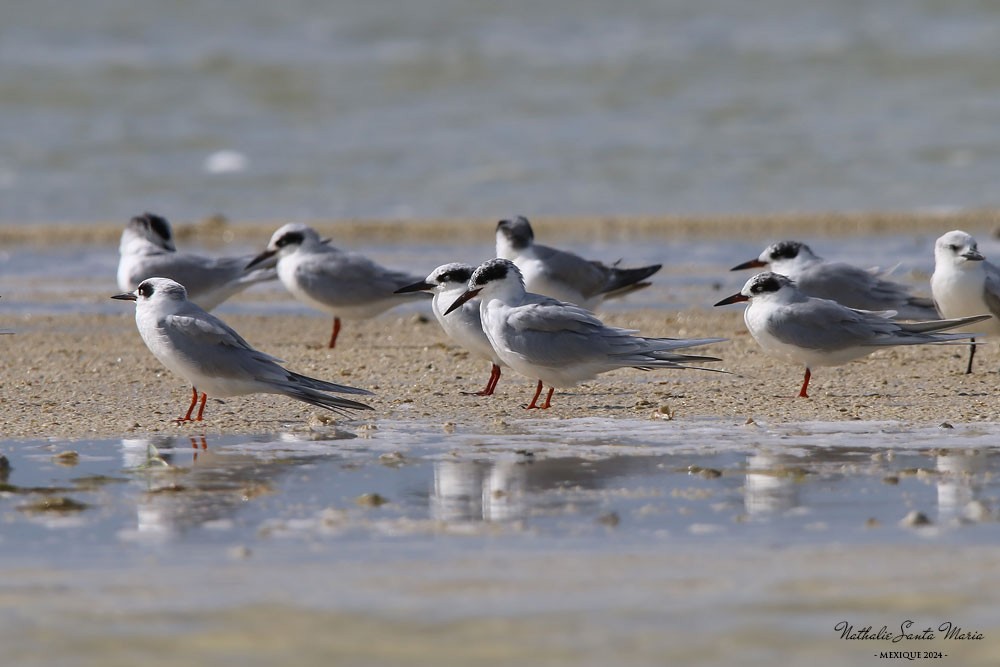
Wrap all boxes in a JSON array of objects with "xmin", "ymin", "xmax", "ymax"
[
  {"xmin": 112, "ymin": 277, "xmax": 373, "ymax": 422},
  {"xmin": 247, "ymin": 223, "xmax": 429, "ymax": 349},
  {"xmin": 714, "ymin": 272, "xmax": 991, "ymax": 398},
  {"xmin": 930, "ymin": 230, "xmax": 1000, "ymax": 373},
  {"xmin": 117, "ymin": 213, "xmax": 277, "ymax": 311},
  {"xmin": 445, "ymin": 258, "xmax": 724, "ymax": 409},
  {"xmin": 731, "ymin": 240, "xmax": 937, "ymax": 320},
  {"xmin": 495, "ymin": 216, "xmax": 661, "ymax": 309},
  {"xmin": 396, "ymin": 263, "xmax": 506, "ymax": 396}
]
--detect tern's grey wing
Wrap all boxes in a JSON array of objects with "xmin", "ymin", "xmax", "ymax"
[
  {"xmin": 795, "ymin": 263, "xmax": 893, "ymax": 305},
  {"xmin": 502, "ymin": 301, "xmax": 649, "ymax": 367},
  {"xmin": 766, "ymin": 300, "xmax": 899, "ymax": 351},
  {"xmin": 507, "ymin": 299, "xmax": 609, "ymax": 334},
  {"xmin": 166, "ymin": 311, "xmax": 284, "ymax": 365},
  {"xmin": 531, "ymin": 244, "xmax": 609, "ymax": 298},
  {"xmin": 295, "ymin": 252, "xmax": 423, "ymax": 307}
]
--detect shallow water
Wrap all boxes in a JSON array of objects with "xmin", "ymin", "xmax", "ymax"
[
  {"xmin": 4, "ymin": 1, "xmax": 1000, "ymax": 221},
  {"xmin": 3, "ymin": 419, "xmax": 1000, "ymax": 665},
  {"xmin": 0, "ymin": 230, "xmax": 975, "ymax": 316}
]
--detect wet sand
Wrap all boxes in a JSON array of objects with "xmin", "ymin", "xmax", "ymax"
[{"xmin": 3, "ymin": 304, "xmax": 997, "ymax": 441}]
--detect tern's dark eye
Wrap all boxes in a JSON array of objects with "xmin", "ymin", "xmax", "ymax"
[
  {"xmin": 138, "ymin": 282, "xmax": 155, "ymax": 298},
  {"xmin": 948, "ymin": 244, "xmax": 960, "ymax": 252},
  {"xmin": 276, "ymin": 231, "xmax": 304, "ymax": 248}
]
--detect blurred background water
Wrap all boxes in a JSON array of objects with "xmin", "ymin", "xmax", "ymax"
[{"xmin": 3, "ymin": 0, "xmax": 1000, "ymax": 224}]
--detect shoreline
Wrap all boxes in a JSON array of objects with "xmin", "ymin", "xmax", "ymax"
[
  {"xmin": 2, "ymin": 209, "xmax": 999, "ymax": 248},
  {"xmin": 3, "ymin": 306, "xmax": 997, "ymax": 441}
]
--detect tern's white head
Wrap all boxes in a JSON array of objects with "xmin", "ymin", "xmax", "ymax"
[
  {"xmin": 731, "ymin": 240, "xmax": 818, "ymax": 272},
  {"xmin": 112, "ymin": 277, "xmax": 189, "ymax": 306},
  {"xmin": 120, "ymin": 213, "xmax": 176, "ymax": 254},
  {"xmin": 495, "ymin": 216, "xmax": 535, "ymax": 257},
  {"xmin": 395, "ymin": 263, "xmax": 477, "ymax": 296},
  {"xmin": 715, "ymin": 272, "xmax": 803, "ymax": 307},
  {"xmin": 444, "ymin": 258, "xmax": 526, "ymax": 315},
  {"xmin": 247, "ymin": 223, "xmax": 325, "ymax": 268},
  {"xmin": 934, "ymin": 230, "xmax": 985, "ymax": 270}
]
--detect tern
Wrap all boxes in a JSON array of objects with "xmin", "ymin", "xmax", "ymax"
[
  {"xmin": 495, "ymin": 216, "xmax": 661, "ymax": 309},
  {"xmin": 445, "ymin": 259, "xmax": 723, "ymax": 409},
  {"xmin": 930, "ymin": 230, "xmax": 1000, "ymax": 373},
  {"xmin": 396, "ymin": 263, "xmax": 505, "ymax": 396},
  {"xmin": 117, "ymin": 212, "xmax": 276, "ymax": 311},
  {"xmin": 112, "ymin": 277, "xmax": 373, "ymax": 422},
  {"xmin": 714, "ymin": 272, "xmax": 991, "ymax": 398},
  {"xmin": 247, "ymin": 223, "xmax": 429, "ymax": 348},
  {"xmin": 731, "ymin": 240, "xmax": 937, "ymax": 320}
]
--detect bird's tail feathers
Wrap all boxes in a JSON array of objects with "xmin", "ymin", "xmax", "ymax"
[
  {"xmin": 285, "ymin": 370, "xmax": 374, "ymax": 395},
  {"xmin": 268, "ymin": 382, "xmax": 374, "ymax": 415},
  {"xmin": 899, "ymin": 313, "xmax": 992, "ymax": 334},
  {"xmin": 601, "ymin": 263, "xmax": 662, "ymax": 297}
]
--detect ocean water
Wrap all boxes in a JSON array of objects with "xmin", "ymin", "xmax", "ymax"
[{"xmin": 3, "ymin": 0, "xmax": 1000, "ymax": 223}]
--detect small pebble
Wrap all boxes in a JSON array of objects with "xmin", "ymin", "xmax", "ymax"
[
  {"xmin": 356, "ymin": 493, "xmax": 389, "ymax": 508},
  {"xmin": 597, "ymin": 512, "xmax": 620, "ymax": 527},
  {"xmin": 899, "ymin": 510, "xmax": 932, "ymax": 527}
]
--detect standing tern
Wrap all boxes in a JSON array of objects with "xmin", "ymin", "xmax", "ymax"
[
  {"xmin": 445, "ymin": 259, "xmax": 723, "ymax": 409},
  {"xmin": 714, "ymin": 272, "xmax": 991, "ymax": 398},
  {"xmin": 247, "ymin": 223, "xmax": 429, "ymax": 349},
  {"xmin": 495, "ymin": 216, "xmax": 661, "ymax": 309},
  {"xmin": 731, "ymin": 240, "xmax": 937, "ymax": 320},
  {"xmin": 117, "ymin": 213, "xmax": 277, "ymax": 311},
  {"xmin": 930, "ymin": 230, "xmax": 1000, "ymax": 373},
  {"xmin": 112, "ymin": 277, "xmax": 373, "ymax": 422},
  {"xmin": 395, "ymin": 263, "xmax": 505, "ymax": 396}
]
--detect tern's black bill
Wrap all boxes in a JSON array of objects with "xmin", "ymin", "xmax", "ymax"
[
  {"xmin": 730, "ymin": 259, "xmax": 767, "ymax": 271},
  {"xmin": 111, "ymin": 292, "xmax": 138, "ymax": 301},
  {"xmin": 713, "ymin": 293, "xmax": 749, "ymax": 307},
  {"xmin": 394, "ymin": 280, "xmax": 433, "ymax": 294},
  {"xmin": 443, "ymin": 288, "xmax": 482, "ymax": 315},
  {"xmin": 246, "ymin": 248, "xmax": 277, "ymax": 270}
]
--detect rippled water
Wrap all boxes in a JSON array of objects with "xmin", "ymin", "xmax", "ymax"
[
  {"xmin": 3, "ymin": 419, "xmax": 1000, "ymax": 665},
  {"xmin": 3, "ymin": 0, "xmax": 1000, "ymax": 222}
]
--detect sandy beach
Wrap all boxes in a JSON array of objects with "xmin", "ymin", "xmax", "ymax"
[{"xmin": 4, "ymin": 212, "xmax": 1000, "ymax": 440}]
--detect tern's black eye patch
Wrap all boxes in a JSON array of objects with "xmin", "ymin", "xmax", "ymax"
[
  {"xmin": 138, "ymin": 282, "xmax": 155, "ymax": 298},
  {"xmin": 276, "ymin": 231, "xmax": 304, "ymax": 248},
  {"xmin": 438, "ymin": 267, "xmax": 473, "ymax": 284},
  {"xmin": 474, "ymin": 261, "xmax": 509, "ymax": 286},
  {"xmin": 767, "ymin": 241, "xmax": 802, "ymax": 261},
  {"xmin": 751, "ymin": 275, "xmax": 782, "ymax": 294}
]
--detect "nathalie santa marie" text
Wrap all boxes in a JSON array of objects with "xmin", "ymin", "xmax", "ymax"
[{"xmin": 835, "ymin": 621, "xmax": 983, "ymax": 642}]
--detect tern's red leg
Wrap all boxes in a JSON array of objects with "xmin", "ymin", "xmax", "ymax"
[
  {"xmin": 966, "ymin": 338, "xmax": 976, "ymax": 375},
  {"xmin": 540, "ymin": 386, "xmax": 555, "ymax": 409},
  {"xmin": 195, "ymin": 392, "xmax": 208, "ymax": 421},
  {"xmin": 798, "ymin": 368, "xmax": 811, "ymax": 398},
  {"xmin": 478, "ymin": 364, "xmax": 502, "ymax": 396},
  {"xmin": 524, "ymin": 380, "xmax": 545, "ymax": 409},
  {"xmin": 176, "ymin": 386, "xmax": 199, "ymax": 423},
  {"xmin": 328, "ymin": 317, "xmax": 342, "ymax": 349}
]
